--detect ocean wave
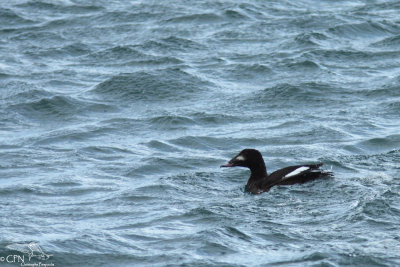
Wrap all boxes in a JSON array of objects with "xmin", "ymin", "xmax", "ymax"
[
  {"xmin": 79, "ymin": 44, "xmax": 184, "ymax": 67},
  {"xmin": 344, "ymin": 186, "xmax": 398, "ymax": 229},
  {"xmin": 223, "ymin": 9, "xmax": 249, "ymax": 20},
  {"xmin": 356, "ymin": 135, "xmax": 400, "ymax": 153},
  {"xmin": 147, "ymin": 115, "xmax": 196, "ymax": 130},
  {"xmin": 8, "ymin": 95, "xmax": 116, "ymax": 121},
  {"xmin": 0, "ymin": 184, "xmax": 112, "ymax": 197},
  {"xmin": 253, "ymin": 82, "xmax": 336, "ymax": 104},
  {"xmin": 9, "ymin": 95, "xmax": 79, "ymax": 120},
  {"xmin": 33, "ymin": 124, "xmax": 117, "ymax": 145},
  {"xmin": 78, "ymin": 145, "xmax": 133, "ymax": 162},
  {"xmin": 0, "ymin": 8, "xmax": 36, "ymax": 27},
  {"xmin": 222, "ymin": 63, "xmax": 273, "ymax": 83},
  {"xmin": 281, "ymin": 125, "xmax": 351, "ymax": 145},
  {"xmin": 21, "ymin": 42, "xmax": 91, "ymax": 60},
  {"xmin": 308, "ymin": 48, "xmax": 399, "ymax": 64},
  {"xmin": 139, "ymin": 36, "xmax": 205, "ymax": 54},
  {"xmin": 82, "ymin": 46, "xmax": 147, "ymax": 63},
  {"xmin": 168, "ymin": 136, "xmax": 226, "ymax": 151},
  {"xmin": 336, "ymin": 150, "xmax": 400, "ymax": 176},
  {"xmin": 92, "ymin": 68, "xmax": 210, "ymax": 102},
  {"xmin": 130, "ymin": 183, "xmax": 178, "ymax": 196},
  {"xmin": 91, "ymin": 9, "xmax": 167, "ymax": 25},
  {"xmin": 165, "ymin": 13, "xmax": 222, "ymax": 24},
  {"xmin": 372, "ymin": 34, "xmax": 400, "ymax": 48},
  {"xmin": 144, "ymin": 140, "xmax": 181, "ymax": 152},
  {"xmin": 15, "ymin": 1, "xmax": 103, "ymax": 14},
  {"xmin": 168, "ymin": 135, "xmax": 267, "ymax": 152},
  {"xmin": 128, "ymin": 156, "xmax": 218, "ymax": 177},
  {"xmin": 37, "ymin": 42, "xmax": 92, "ymax": 59},
  {"xmin": 286, "ymin": 59, "xmax": 320, "ymax": 70},
  {"xmin": 294, "ymin": 32, "xmax": 328, "ymax": 47},
  {"xmin": 358, "ymin": 83, "xmax": 400, "ymax": 98},
  {"xmin": 100, "ymin": 117, "xmax": 147, "ymax": 132},
  {"xmin": 190, "ymin": 112, "xmax": 242, "ymax": 125},
  {"xmin": 81, "ymin": 48, "xmax": 181, "ymax": 67},
  {"xmin": 328, "ymin": 21, "xmax": 394, "ymax": 39},
  {"xmin": 384, "ymin": 100, "xmax": 400, "ymax": 114},
  {"xmin": 60, "ymin": 186, "xmax": 116, "ymax": 197},
  {"xmin": 0, "ymin": 81, "xmax": 50, "ymax": 101},
  {"xmin": 122, "ymin": 56, "xmax": 183, "ymax": 67}
]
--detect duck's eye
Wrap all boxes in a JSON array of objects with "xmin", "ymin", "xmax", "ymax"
[{"xmin": 235, "ymin": 155, "xmax": 245, "ymax": 161}]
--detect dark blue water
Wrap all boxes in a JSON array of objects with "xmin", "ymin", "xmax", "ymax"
[{"xmin": 1, "ymin": 1, "xmax": 400, "ymax": 266}]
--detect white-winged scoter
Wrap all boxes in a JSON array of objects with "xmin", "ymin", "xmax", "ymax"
[{"xmin": 221, "ymin": 149, "xmax": 332, "ymax": 194}]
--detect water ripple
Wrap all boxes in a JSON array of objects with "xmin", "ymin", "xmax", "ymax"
[{"xmin": 1, "ymin": 0, "xmax": 400, "ymax": 266}]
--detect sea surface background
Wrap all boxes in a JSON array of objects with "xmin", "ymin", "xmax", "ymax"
[{"xmin": 1, "ymin": 0, "xmax": 400, "ymax": 266}]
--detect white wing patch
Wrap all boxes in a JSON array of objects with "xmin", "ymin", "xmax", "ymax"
[
  {"xmin": 235, "ymin": 155, "xmax": 245, "ymax": 161},
  {"xmin": 283, "ymin": 166, "xmax": 310, "ymax": 179}
]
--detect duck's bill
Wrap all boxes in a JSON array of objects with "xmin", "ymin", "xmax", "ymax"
[{"xmin": 220, "ymin": 162, "xmax": 234, "ymax": 167}]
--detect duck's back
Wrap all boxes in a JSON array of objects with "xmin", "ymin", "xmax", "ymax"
[{"xmin": 263, "ymin": 163, "xmax": 329, "ymax": 189}]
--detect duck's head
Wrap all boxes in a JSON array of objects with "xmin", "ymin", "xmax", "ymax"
[{"xmin": 220, "ymin": 149, "xmax": 265, "ymax": 170}]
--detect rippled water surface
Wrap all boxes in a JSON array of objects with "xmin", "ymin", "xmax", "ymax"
[{"xmin": 1, "ymin": 0, "xmax": 400, "ymax": 266}]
